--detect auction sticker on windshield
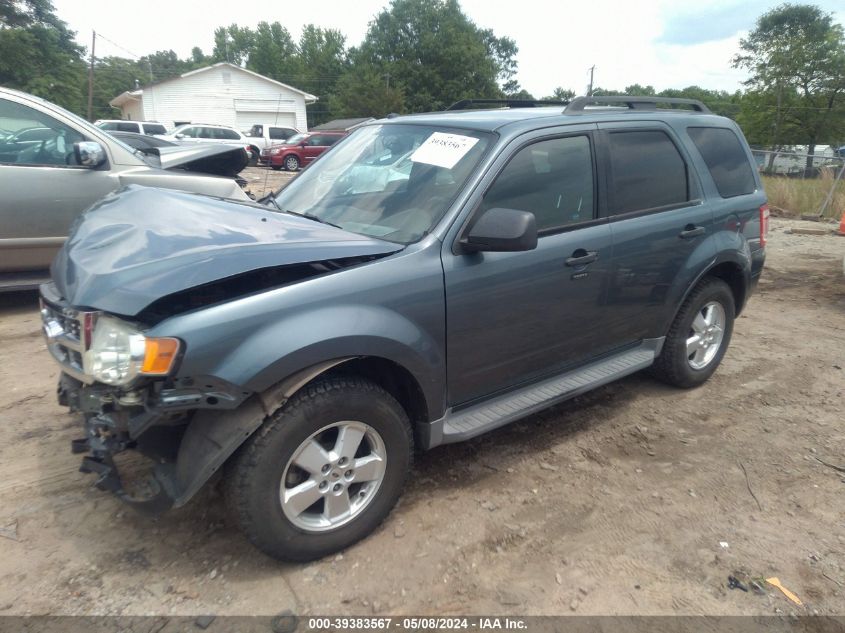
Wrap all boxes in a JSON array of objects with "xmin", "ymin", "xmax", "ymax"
[{"xmin": 410, "ymin": 132, "xmax": 479, "ymax": 169}]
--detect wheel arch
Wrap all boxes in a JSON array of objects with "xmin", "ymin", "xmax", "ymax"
[{"xmin": 664, "ymin": 255, "xmax": 750, "ymax": 335}]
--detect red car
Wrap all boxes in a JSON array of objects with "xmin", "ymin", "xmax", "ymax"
[{"xmin": 262, "ymin": 131, "xmax": 347, "ymax": 171}]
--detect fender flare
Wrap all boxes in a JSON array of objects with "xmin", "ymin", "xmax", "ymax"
[
  {"xmin": 163, "ymin": 358, "xmax": 354, "ymax": 508},
  {"xmin": 661, "ymin": 251, "xmax": 750, "ymax": 337}
]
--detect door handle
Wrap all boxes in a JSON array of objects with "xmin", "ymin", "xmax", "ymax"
[
  {"xmin": 565, "ymin": 249, "xmax": 598, "ymax": 267},
  {"xmin": 679, "ymin": 225, "xmax": 706, "ymax": 239}
]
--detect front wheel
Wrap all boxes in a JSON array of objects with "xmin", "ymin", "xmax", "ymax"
[
  {"xmin": 650, "ymin": 278, "xmax": 735, "ymax": 388},
  {"xmin": 284, "ymin": 155, "xmax": 300, "ymax": 171},
  {"xmin": 225, "ymin": 376, "xmax": 413, "ymax": 561}
]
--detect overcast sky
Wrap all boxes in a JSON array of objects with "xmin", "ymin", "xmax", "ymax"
[{"xmin": 53, "ymin": 0, "xmax": 845, "ymax": 97}]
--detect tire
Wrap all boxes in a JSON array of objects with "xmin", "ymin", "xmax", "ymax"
[
  {"xmin": 650, "ymin": 278, "xmax": 735, "ymax": 388},
  {"xmin": 284, "ymin": 155, "xmax": 300, "ymax": 171},
  {"xmin": 225, "ymin": 376, "xmax": 413, "ymax": 562},
  {"xmin": 248, "ymin": 147, "xmax": 259, "ymax": 165}
]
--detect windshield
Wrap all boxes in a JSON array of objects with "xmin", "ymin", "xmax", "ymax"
[
  {"xmin": 283, "ymin": 133, "xmax": 307, "ymax": 145},
  {"xmin": 273, "ymin": 124, "xmax": 492, "ymax": 244}
]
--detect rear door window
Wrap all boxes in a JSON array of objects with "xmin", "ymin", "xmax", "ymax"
[
  {"xmin": 213, "ymin": 127, "xmax": 240, "ymax": 140},
  {"xmin": 269, "ymin": 127, "xmax": 293, "ymax": 140},
  {"xmin": 142, "ymin": 123, "xmax": 167, "ymax": 135},
  {"xmin": 606, "ymin": 130, "xmax": 689, "ymax": 214},
  {"xmin": 687, "ymin": 127, "xmax": 756, "ymax": 198}
]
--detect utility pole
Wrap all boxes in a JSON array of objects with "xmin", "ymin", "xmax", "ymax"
[
  {"xmin": 587, "ymin": 65, "xmax": 595, "ymax": 97},
  {"xmin": 87, "ymin": 30, "xmax": 96, "ymax": 121},
  {"xmin": 385, "ymin": 72, "xmax": 390, "ymax": 91}
]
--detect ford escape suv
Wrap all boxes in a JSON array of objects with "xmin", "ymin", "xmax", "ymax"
[{"xmin": 40, "ymin": 96, "xmax": 767, "ymax": 561}]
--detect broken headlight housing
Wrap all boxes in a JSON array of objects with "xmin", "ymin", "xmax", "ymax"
[{"xmin": 83, "ymin": 316, "xmax": 180, "ymax": 386}]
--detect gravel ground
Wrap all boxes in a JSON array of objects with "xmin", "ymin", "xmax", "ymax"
[
  {"xmin": 0, "ymin": 216, "xmax": 843, "ymax": 617},
  {"xmin": 240, "ymin": 164, "xmax": 296, "ymax": 199}
]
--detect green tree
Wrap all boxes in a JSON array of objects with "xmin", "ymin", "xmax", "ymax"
[
  {"xmin": 89, "ymin": 55, "xmax": 145, "ymax": 120},
  {"xmin": 506, "ymin": 89, "xmax": 535, "ymax": 100},
  {"xmin": 541, "ymin": 87, "xmax": 576, "ymax": 101},
  {"xmin": 0, "ymin": 0, "xmax": 85, "ymax": 112},
  {"xmin": 625, "ymin": 83, "xmax": 656, "ymax": 96},
  {"xmin": 296, "ymin": 25, "xmax": 348, "ymax": 125},
  {"xmin": 139, "ymin": 50, "xmax": 191, "ymax": 82},
  {"xmin": 733, "ymin": 3, "xmax": 845, "ymax": 173},
  {"xmin": 329, "ymin": 66, "xmax": 405, "ymax": 118},
  {"xmin": 658, "ymin": 86, "xmax": 741, "ymax": 118},
  {"xmin": 248, "ymin": 21, "xmax": 298, "ymax": 81},
  {"xmin": 353, "ymin": 0, "xmax": 519, "ymax": 112},
  {"xmin": 212, "ymin": 24, "xmax": 255, "ymax": 65}
]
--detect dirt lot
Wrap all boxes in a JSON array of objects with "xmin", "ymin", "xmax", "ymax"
[{"xmin": 0, "ymin": 215, "xmax": 843, "ymax": 617}]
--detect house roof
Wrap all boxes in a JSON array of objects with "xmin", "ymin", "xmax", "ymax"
[
  {"xmin": 109, "ymin": 62, "xmax": 317, "ymax": 108},
  {"xmin": 312, "ymin": 117, "xmax": 376, "ymax": 131}
]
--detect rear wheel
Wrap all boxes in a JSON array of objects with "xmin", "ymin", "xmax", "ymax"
[
  {"xmin": 650, "ymin": 278, "xmax": 735, "ymax": 388},
  {"xmin": 284, "ymin": 155, "xmax": 300, "ymax": 171},
  {"xmin": 225, "ymin": 376, "xmax": 413, "ymax": 561}
]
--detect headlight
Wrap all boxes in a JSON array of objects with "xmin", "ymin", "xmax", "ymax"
[
  {"xmin": 270, "ymin": 148, "xmax": 282, "ymax": 155},
  {"xmin": 83, "ymin": 316, "xmax": 180, "ymax": 386}
]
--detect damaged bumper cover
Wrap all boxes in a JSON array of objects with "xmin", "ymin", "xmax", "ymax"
[{"xmin": 59, "ymin": 371, "xmax": 265, "ymax": 514}]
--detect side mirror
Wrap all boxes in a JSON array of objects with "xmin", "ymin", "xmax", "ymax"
[
  {"xmin": 461, "ymin": 207, "xmax": 538, "ymax": 253},
  {"xmin": 175, "ymin": 133, "xmax": 185, "ymax": 140},
  {"xmin": 74, "ymin": 141, "xmax": 106, "ymax": 168}
]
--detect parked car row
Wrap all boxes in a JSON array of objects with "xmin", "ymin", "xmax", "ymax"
[{"xmin": 93, "ymin": 119, "xmax": 351, "ymax": 172}]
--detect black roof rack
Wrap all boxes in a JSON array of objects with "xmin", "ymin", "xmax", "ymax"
[
  {"xmin": 564, "ymin": 96, "xmax": 711, "ymax": 114},
  {"xmin": 446, "ymin": 99, "xmax": 568, "ymax": 111}
]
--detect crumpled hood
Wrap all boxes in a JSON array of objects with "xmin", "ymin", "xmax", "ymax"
[{"xmin": 51, "ymin": 186, "xmax": 400, "ymax": 316}]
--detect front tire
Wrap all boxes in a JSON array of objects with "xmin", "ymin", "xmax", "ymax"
[
  {"xmin": 225, "ymin": 376, "xmax": 413, "ymax": 562},
  {"xmin": 650, "ymin": 278, "xmax": 735, "ymax": 388},
  {"xmin": 284, "ymin": 155, "xmax": 300, "ymax": 171}
]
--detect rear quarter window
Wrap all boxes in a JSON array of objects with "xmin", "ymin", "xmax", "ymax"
[
  {"xmin": 606, "ymin": 130, "xmax": 689, "ymax": 214},
  {"xmin": 687, "ymin": 127, "xmax": 756, "ymax": 198}
]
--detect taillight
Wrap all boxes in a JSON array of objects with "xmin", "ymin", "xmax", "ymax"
[{"xmin": 759, "ymin": 204, "xmax": 770, "ymax": 247}]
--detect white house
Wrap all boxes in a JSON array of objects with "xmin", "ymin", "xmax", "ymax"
[{"xmin": 109, "ymin": 62, "xmax": 317, "ymax": 132}]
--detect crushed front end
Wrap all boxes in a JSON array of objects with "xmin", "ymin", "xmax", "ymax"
[{"xmin": 40, "ymin": 282, "xmax": 259, "ymax": 513}]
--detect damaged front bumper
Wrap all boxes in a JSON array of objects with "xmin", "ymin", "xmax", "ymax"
[
  {"xmin": 58, "ymin": 371, "xmax": 263, "ymax": 514},
  {"xmin": 41, "ymin": 282, "xmax": 270, "ymax": 513}
]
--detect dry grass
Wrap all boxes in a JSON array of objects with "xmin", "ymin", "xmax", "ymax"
[{"xmin": 761, "ymin": 168, "xmax": 845, "ymax": 219}]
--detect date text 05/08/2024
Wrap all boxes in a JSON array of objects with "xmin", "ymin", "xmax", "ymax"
[{"xmin": 307, "ymin": 617, "xmax": 528, "ymax": 630}]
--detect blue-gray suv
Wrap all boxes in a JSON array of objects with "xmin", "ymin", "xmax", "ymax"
[{"xmin": 40, "ymin": 96, "xmax": 768, "ymax": 561}]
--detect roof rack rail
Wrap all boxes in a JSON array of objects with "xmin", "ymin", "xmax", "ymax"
[
  {"xmin": 564, "ymin": 96, "xmax": 711, "ymax": 114},
  {"xmin": 446, "ymin": 98, "xmax": 568, "ymax": 111}
]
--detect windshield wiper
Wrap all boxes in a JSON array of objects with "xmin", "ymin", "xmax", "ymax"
[
  {"xmin": 281, "ymin": 208, "xmax": 344, "ymax": 231},
  {"xmin": 261, "ymin": 193, "xmax": 282, "ymax": 209}
]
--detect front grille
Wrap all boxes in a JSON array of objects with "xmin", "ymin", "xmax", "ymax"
[{"xmin": 40, "ymin": 288, "xmax": 97, "ymax": 384}]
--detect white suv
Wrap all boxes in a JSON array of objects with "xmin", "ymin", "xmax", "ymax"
[
  {"xmin": 95, "ymin": 119, "xmax": 168, "ymax": 136},
  {"xmin": 162, "ymin": 123, "xmax": 254, "ymax": 160}
]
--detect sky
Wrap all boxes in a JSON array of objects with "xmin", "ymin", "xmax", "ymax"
[{"xmin": 52, "ymin": 0, "xmax": 845, "ymax": 98}]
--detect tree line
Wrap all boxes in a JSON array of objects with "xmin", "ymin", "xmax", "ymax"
[{"xmin": 1, "ymin": 0, "xmax": 843, "ymax": 158}]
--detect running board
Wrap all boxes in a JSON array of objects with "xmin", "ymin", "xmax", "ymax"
[{"xmin": 427, "ymin": 338, "xmax": 663, "ymax": 447}]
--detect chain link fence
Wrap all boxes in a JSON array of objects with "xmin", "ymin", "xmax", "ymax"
[{"xmin": 752, "ymin": 149, "xmax": 845, "ymax": 219}]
